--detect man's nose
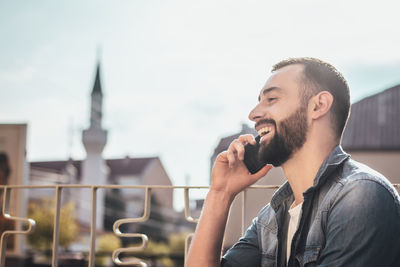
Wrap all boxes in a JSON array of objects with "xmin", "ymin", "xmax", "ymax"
[{"xmin": 248, "ymin": 103, "xmax": 265, "ymax": 122}]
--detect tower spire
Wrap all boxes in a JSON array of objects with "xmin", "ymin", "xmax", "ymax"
[
  {"xmin": 88, "ymin": 59, "xmax": 104, "ymax": 129},
  {"xmin": 80, "ymin": 55, "xmax": 108, "ymax": 231},
  {"xmin": 91, "ymin": 63, "xmax": 102, "ymax": 95},
  {"xmin": 92, "ymin": 46, "xmax": 102, "ymax": 95}
]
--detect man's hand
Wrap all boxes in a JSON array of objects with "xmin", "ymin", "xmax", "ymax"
[
  {"xmin": 186, "ymin": 134, "xmax": 272, "ymax": 267},
  {"xmin": 211, "ymin": 134, "xmax": 273, "ymax": 198}
]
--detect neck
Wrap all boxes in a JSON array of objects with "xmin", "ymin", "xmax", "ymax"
[{"xmin": 281, "ymin": 140, "xmax": 337, "ymax": 205}]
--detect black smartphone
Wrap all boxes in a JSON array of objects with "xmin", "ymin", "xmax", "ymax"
[{"xmin": 243, "ymin": 135, "xmax": 265, "ymax": 174}]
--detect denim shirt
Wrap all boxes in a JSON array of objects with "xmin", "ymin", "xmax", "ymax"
[{"xmin": 222, "ymin": 146, "xmax": 400, "ymax": 267}]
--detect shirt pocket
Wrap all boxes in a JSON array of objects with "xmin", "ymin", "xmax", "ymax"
[
  {"xmin": 258, "ymin": 222, "xmax": 278, "ymax": 260},
  {"xmin": 261, "ymin": 254, "xmax": 277, "ymax": 267},
  {"xmin": 296, "ymin": 246, "xmax": 321, "ymax": 267}
]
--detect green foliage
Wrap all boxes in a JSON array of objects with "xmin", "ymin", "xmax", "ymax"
[
  {"xmin": 168, "ymin": 232, "xmax": 188, "ymax": 255},
  {"xmin": 126, "ymin": 232, "xmax": 190, "ymax": 267},
  {"xmin": 27, "ymin": 199, "xmax": 78, "ymax": 252},
  {"xmin": 97, "ymin": 232, "xmax": 121, "ymax": 252},
  {"xmin": 95, "ymin": 232, "xmax": 122, "ymax": 266},
  {"xmin": 140, "ymin": 239, "xmax": 169, "ymax": 256}
]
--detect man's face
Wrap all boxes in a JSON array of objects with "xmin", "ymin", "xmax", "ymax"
[
  {"xmin": 248, "ymin": 64, "xmax": 309, "ymax": 166},
  {"xmin": 257, "ymin": 104, "xmax": 308, "ymax": 166}
]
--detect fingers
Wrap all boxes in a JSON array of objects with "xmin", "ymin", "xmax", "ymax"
[
  {"xmin": 226, "ymin": 134, "xmax": 256, "ymax": 168},
  {"xmin": 215, "ymin": 151, "xmax": 228, "ymax": 163},
  {"xmin": 228, "ymin": 140, "xmax": 245, "ymax": 161},
  {"xmin": 237, "ymin": 134, "xmax": 256, "ymax": 145},
  {"xmin": 226, "ymin": 148, "xmax": 236, "ymax": 168}
]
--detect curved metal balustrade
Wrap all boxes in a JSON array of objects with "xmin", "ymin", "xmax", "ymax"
[{"xmin": 0, "ymin": 184, "xmax": 398, "ymax": 267}]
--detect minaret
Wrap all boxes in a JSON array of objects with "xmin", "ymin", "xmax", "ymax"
[{"xmin": 80, "ymin": 60, "xmax": 108, "ymax": 230}]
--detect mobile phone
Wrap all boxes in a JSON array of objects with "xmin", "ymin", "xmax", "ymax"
[{"xmin": 243, "ymin": 135, "xmax": 265, "ymax": 174}]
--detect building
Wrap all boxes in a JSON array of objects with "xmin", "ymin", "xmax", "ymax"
[
  {"xmin": 341, "ymin": 84, "xmax": 400, "ymax": 184},
  {"xmin": 30, "ymin": 156, "xmax": 177, "ymax": 240},
  {"xmin": 28, "ymin": 60, "xmax": 182, "ymax": 242},
  {"xmin": 211, "ymin": 85, "xmax": 400, "ymax": 249},
  {"xmin": 0, "ymin": 124, "xmax": 28, "ymax": 262},
  {"xmin": 80, "ymin": 62, "xmax": 108, "ymax": 230}
]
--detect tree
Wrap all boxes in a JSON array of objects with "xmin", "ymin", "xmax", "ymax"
[
  {"xmin": 27, "ymin": 198, "xmax": 78, "ymax": 253},
  {"xmin": 128, "ymin": 232, "xmax": 190, "ymax": 267},
  {"xmin": 95, "ymin": 232, "xmax": 122, "ymax": 266}
]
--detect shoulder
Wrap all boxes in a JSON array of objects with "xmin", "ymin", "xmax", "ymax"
[
  {"xmin": 338, "ymin": 158, "xmax": 400, "ymax": 203},
  {"xmin": 330, "ymin": 158, "xmax": 400, "ymax": 218},
  {"xmin": 318, "ymin": 160, "xmax": 400, "ymax": 266}
]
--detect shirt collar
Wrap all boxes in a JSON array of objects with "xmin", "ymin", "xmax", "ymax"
[
  {"xmin": 311, "ymin": 145, "xmax": 349, "ymax": 187},
  {"xmin": 270, "ymin": 145, "xmax": 350, "ymax": 211}
]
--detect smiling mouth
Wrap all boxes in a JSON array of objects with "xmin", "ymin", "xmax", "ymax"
[{"xmin": 258, "ymin": 126, "xmax": 272, "ymax": 137}]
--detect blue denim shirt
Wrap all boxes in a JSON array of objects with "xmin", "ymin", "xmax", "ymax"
[{"xmin": 222, "ymin": 146, "xmax": 400, "ymax": 267}]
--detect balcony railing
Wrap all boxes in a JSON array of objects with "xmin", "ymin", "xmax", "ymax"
[{"xmin": 1, "ymin": 183, "xmax": 399, "ymax": 267}]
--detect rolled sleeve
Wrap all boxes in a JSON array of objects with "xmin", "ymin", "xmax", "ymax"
[{"xmin": 222, "ymin": 218, "xmax": 261, "ymax": 267}]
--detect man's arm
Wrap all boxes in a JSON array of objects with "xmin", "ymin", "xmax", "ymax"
[
  {"xmin": 318, "ymin": 179, "xmax": 400, "ymax": 267},
  {"xmin": 185, "ymin": 135, "xmax": 272, "ymax": 267}
]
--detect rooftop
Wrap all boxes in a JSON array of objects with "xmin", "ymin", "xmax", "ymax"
[
  {"xmin": 30, "ymin": 156, "xmax": 158, "ymax": 181},
  {"xmin": 342, "ymin": 84, "xmax": 400, "ymax": 150}
]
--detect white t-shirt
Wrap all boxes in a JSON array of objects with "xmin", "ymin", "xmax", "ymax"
[{"xmin": 287, "ymin": 202, "xmax": 303, "ymax": 263}]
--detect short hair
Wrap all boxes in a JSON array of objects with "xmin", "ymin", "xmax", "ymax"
[{"xmin": 272, "ymin": 57, "xmax": 351, "ymax": 140}]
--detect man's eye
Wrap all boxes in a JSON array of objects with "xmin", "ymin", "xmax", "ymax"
[{"xmin": 267, "ymin": 97, "xmax": 277, "ymax": 102}]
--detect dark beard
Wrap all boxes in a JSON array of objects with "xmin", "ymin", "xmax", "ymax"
[{"xmin": 259, "ymin": 105, "xmax": 308, "ymax": 166}]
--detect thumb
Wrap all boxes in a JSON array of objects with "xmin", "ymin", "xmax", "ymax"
[{"xmin": 249, "ymin": 164, "xmax": 273, "ymax": 182}]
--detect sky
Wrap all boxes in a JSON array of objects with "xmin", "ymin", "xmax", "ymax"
[{"xmin": 1, "ymin": 0, "xmax": 400, "ymax": 210}]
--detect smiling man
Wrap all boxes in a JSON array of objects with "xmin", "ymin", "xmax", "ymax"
[{"xmin": 186, "ymin": 58, "xmax": 400, "ymax": 267}]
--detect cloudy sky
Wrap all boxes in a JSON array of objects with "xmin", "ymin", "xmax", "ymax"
[{"xmin": 1, "ymin": 0, "xmax": 400, "ymax": 209}]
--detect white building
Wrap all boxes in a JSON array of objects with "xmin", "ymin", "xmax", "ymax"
[{"xmin": 29, "ymin": 60, "xmax": 181, "ymax": 240}]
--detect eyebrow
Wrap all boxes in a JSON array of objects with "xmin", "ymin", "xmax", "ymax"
[{"xmin": 258, "ymin": 86, "xmax": 281, "ymax": 101}]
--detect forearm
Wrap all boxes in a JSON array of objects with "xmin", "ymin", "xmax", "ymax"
[
  {"xmin": 185, "ymin": 135, "xmax": 271, "ymax": 266},
  {"xmin": 185, "ymin": 189, "xmax": 234, "ymax": 267}
]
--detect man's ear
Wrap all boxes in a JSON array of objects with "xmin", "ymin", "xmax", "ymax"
[{"xmin": 309, "ymin": 91, "xmax": 333, "ymax": 120}]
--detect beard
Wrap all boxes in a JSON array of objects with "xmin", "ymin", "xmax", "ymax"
[{"xmin": 259, "ymin": 105, "xmax": 308, "ymax": 166}]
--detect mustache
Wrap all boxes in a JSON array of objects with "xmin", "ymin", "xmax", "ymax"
[{"xmin": 255, "ymin": 119, "xmax": 277, "ymax": 129}]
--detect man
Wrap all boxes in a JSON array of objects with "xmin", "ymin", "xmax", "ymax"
[{"xmin": 186, "ymin": 58, "xmax": 400, "ymax": 267}]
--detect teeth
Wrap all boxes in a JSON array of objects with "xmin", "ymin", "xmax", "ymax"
[{"xmin": 258, "ymin": 127, "xmax": 272, "ymax": 137}]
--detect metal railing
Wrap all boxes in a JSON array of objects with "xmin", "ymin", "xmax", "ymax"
[{"xmin": 1, "ymin": 183, "xmax": 399, "ymax": 267}]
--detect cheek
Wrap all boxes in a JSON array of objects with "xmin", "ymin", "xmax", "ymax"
[
  {"xmin": 272, "ymin": 110, "xmax": 291, "ymax": 128},
  {"xmin": 273, "ymin": 101, "xmax": 294, "ymax": 117}
]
